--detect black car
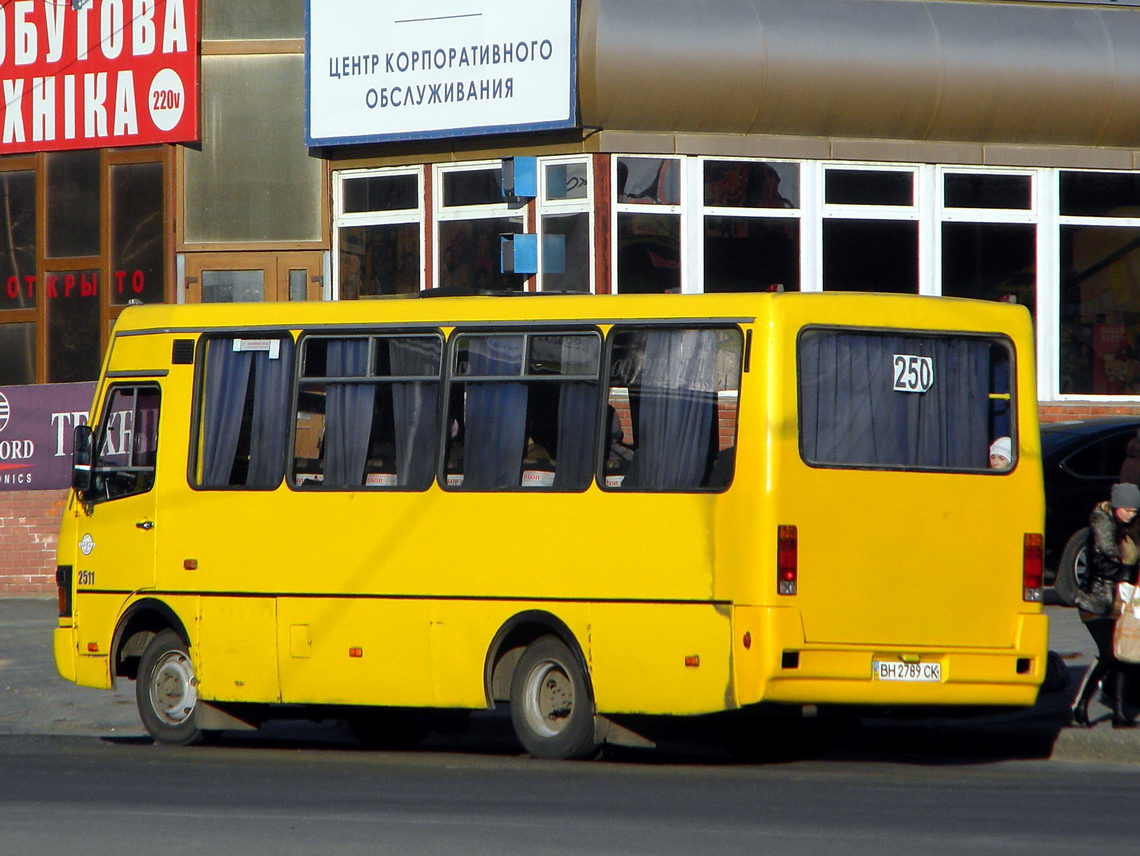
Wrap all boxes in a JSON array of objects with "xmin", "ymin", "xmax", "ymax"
[{"xmin": 1041, "ymin": 416, "xmax": 1140, "ymax": 602}]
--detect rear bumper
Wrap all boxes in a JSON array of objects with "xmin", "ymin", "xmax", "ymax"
[{"xmin": 734, "ymin": 608, "xmax": 1048, "ymax": 709}]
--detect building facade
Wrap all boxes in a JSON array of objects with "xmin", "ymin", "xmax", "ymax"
[{"xmin": 3, "ymin": 0, "xmax": 1140, "ymax": 594}]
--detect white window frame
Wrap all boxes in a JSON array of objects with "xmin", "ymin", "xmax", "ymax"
[
  {"xmin": 331, "ymin": 165, "xmax": 425, "ymax": 300},
  {"xmin": 536, "ymin": 154, "xmax": 594, "ymax": 293}
]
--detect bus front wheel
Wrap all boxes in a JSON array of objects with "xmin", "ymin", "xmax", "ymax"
[
  {"xmin": 509, "ymin": 635, "xmax": 599, "ymax": 760},
  {"xmin": 136, "ymin": 629, "xmax": 206, "ymax": 746}
]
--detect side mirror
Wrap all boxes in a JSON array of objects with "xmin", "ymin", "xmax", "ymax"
[{"xmin": 71, "ymin": 424, "xmax": 94, "ymax": 494}]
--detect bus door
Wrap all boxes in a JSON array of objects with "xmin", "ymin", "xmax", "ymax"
[{"xmin": 73, "ymin": 382, "xmax": 162, "ymax": 596}]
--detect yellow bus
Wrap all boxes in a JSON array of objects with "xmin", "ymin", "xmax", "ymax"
[{"xmin": 53, "ymin": 291, "xmax": 1046, "ymax": 759}]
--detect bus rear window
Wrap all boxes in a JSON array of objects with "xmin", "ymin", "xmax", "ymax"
[{"xmin": 798, "ymin": 328, "xmax": 1013, "ymax": 471}]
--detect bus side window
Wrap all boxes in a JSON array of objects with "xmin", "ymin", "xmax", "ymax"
[
  {"xmin": 195, "ymin": 336, "xmax": 294, "ymax": 489},
  {"xmin": 291, "ymin": 334, "xmax": 441, "ymax": 490},
  {"xmin": 605, "ymin": 326, "xmax": 742, "ymax": 491},
  {"xmin": 446, "ymin": 331, "xmax": 600, "ymax": 491}
]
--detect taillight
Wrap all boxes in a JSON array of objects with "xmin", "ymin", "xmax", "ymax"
[
  {"xmin": 777, "ymin": 525, "xmax": 797, "ymax": 595},
  {"xmin": 1023, "ymin": 533, "xmax": 1043, "ymax": 602},
  {"xmin": 56, "ymin": 565, "xmax": 73, "ymax": 618}
]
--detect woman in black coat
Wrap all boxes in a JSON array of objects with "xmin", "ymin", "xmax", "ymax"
[{"xmin": 1072, "ymin": 482, "xmax": 1140, "ymax": 728}]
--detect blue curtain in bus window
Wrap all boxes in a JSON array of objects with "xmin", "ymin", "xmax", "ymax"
[
  {"xmin": 201, "ymin": 341, "xmax": 252, "ymax": 486},
  {"xmin": 625, "ymin": 329, "xmax": 717, "ymax": 489},
  {"xmin": 324, "ymin": 340, "xmax": 374, "ymax": 487},
  {"xmin": 389, "ymin": 337, "xmax": 440, "ymax": 489},
  {"xmin": 554, "ymin": 381, "xmax": 598, "ymax": 489},
  {"xmin": 554, "ymin": 335, "xmax": 600, "ymax": 490},
  {"xmin": 246, "ymin": 339, "xmax": 294, "ymax": 487},
  {"xmin": 465, "ymin": 335, "xmax": 527, "ymax": 489},
  {"xmin": 799, "ymin": 332, "xmax": 990, "ymax": 469}
]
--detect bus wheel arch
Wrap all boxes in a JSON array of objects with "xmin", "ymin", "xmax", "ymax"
[
  {"xmin": 112, "ymin": 598, "xmax": 191, "ymax": 683},
  {"xmin": 485, "ymin": 612, "xmax": 600, "ymax": 760}
]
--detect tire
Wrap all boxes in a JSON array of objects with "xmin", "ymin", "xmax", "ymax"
[
  {"xmin": 509, "ymin": 635, "xmax": 599, "ymax": 760},
  {"xmin": 1054, "ymin": 527, "xmax": 1090, "ymax": 608},
  {"xmin": 135, "ymin": 629, "xmax": 206, "ymax": 746}
]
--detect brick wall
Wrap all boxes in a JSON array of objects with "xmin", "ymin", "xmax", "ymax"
[
  {"xmin": 0, "ymin": 490, "xmax": 66, "ymax": 598},
  {"xmin": 1039, "ymin": 402, "xmax": 1140, "ymax": 423}
]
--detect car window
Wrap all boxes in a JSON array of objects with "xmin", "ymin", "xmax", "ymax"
[{"xmin": 1063, "ymin": 430, "xmax": 1136, "ymax": 478}]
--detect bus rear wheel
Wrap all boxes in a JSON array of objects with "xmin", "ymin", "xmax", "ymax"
[
  {"xmin": 136, "ymin": 629, "xmax": 206, "ymax": 746},
  {"xmin": 509, "ymin": 635, "xmax": 599, "ymax": 760}
]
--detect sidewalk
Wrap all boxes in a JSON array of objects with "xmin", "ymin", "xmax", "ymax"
[{"xmin": 2, "ymin": 596, "xmax": 1140, "ymax": 761}]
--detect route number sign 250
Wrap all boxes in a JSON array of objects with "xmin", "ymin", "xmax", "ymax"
[{"xmin": 892, "ymin": 354, "xmax": 934, "ymax": 393}]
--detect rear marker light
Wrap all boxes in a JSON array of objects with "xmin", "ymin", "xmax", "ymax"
[
  {"xmin": 742, "ymin": 632, "xmax": 752, "ymax": 650},
  {"xmin": 777, "ymin": 525, "xmax": 798, "ymax": 595},
  {"xmin": 1023, "ymin": 533, "xmax": 1044, "ymax": 602}
]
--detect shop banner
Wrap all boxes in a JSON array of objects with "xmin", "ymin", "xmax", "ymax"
[
  {"xmin": 0, "ymin": 0, "xmax": 199, "ymax": 154},
  {"xmin": 0, "ymin": 382, "xmax": 95, "ymax": 491},
  {"xmin": 306, "ymin": 0, "xmax": 577, "ymax": 145}
]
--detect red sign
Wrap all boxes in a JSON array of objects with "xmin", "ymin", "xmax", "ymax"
[{"xmin": 0, "ymin": 0, "xmax": 198, "ymax": 154}]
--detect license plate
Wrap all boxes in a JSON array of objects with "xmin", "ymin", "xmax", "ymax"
[{"xmin": 873, "ymin": 660, "xmax": 942, "ymax": 682}]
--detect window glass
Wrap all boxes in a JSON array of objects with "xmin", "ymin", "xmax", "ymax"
[
  {"xmin": 799, "ymin": 329, "xmax": 1013, "ymax": 470},
  {"xmin": 704, "ymin": 161, "xmax": 799, "ymax": 209},
  {"xmin": 944, "ymin": 173, "xmax": 1031, "ymax": 210},
  {"xmin": 446, "ymin": 331, "xmax": 601, "ymax": 490},
  {"xmin": 343, "ymin": 174, "xmax": 419, "ymax": 214},
  {"xmin": 339, "ymin": 224, "xmax": 421, "ymax": 297},
  {"xmin": 202, "ymin": 270, "xmax": 264, "ymax": 302},
  {"xmin": 825, "ymin": 169, "xmax": 913, "ymax": 206},
  {"xmin": 1059, "ymin": 225, "xmax": 1140, "ymax": 395},
  {"xmin": 47, "ymin": 269, "xmax": 101, "ymax": 383},
  {"xmin": 438, "ymin": 218, "xmax": 524, "ymax": 290},
  {"xmin": 544, "ymin": 162, "xmax": 588, "ymax": 201},
  {"xmin": 293, "ymin": 335, "xmax": 442, "ymax": 490},
  {"xmin": 616, "ymin": 213, "xmax": 680, "ymax": 293},
  {"xmin": 110, "ymin": 162, "xmax": 165, "ymax": 305},
  {"xmin": 90, "ymin": 385, "xmax": 161, "ymax": 503},
  {"xmin": 539, "ymin": 212, "xmax": 591, "ymax": 292},
  {"xmin": 941, "ymin": 223, "xmax": 1036, "ymax": 316},
  {"xmin": 442, "ymin": 168, "xmax": 504, "ymax": 207},
  {"xmin": 184, "ymin": 55, "xmax": 322, "ymax": 242},
  {"xmin": 616, "ymin": 158, "xmax": 680, "ymax": 205},
  {"xmin": 705, "ymin": 216, "xmax": 799, "ymax": 293},
  {"xmin": 823, "ymin": 220, "xmax": 918, "ymax": 293},
  {"xmin": 46, "ymin": 150, "xmax": 100, "ymax": 258},
  {"xmin": 195, "ymin": 336, "xmax": 294, "ymax": 488},
  {"xmin": 0, "ymin": 323, "xmax": 35, "ymax": 384},
  {"xmin": 604, "ymin": 327, "xmax": 742, "ymax": 491},
  {"xmin": 0, "ymin": 170, "xmax": 35, "ymax": 312},
  {"xmin": 203, "ymin": 0, "xmax": 304, "ymax": 40},
  {"xmin": 1060, "ymin": 172, "xmax": 1140, "ymax": 218}
]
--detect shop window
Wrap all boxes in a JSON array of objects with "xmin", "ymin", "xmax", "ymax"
[
  {"xmin": 825, "ymin": 169, "xmax": 912, "ymax": 206},
  {"xmin": 1060, "ymin": 172, "xmax": 1140, "ymax": 218},
  {"xmin": 436, "ymin": 163, "xmax": 525, "ymax": 291},
  {"xmin": 604, "ymin": 327, "xmax": 741, "ymax": 491},
  {"xmin": 293, "ymin": 334, "xmax": 442, "ymax": 490},
  {"xmin": 945, "ymin": 173, "xmax": 1031, "ymax": 210},
  {"xmin": 1059, "ymin": 224, "xmax": 1140, "ymax": 396},
  {"xmin": 942, "ymin": 223, "xmax": 1036, "ymax": 313},
  {"xmin": 0, "ymin": 170, "xmax": 35, "ymax": 313},
  {"xmin": 615, "ymin": 157, "xmax": 682, "ymax": 294},
  {"xmin": 46, "ymin": 151, "xmax": 100, "ymax": 258},
  {"xmin": 0, "ymin": 323, "xmax": 35, "ymax": 385},
  {"xmin": 335, "ymin": 168, "xmax": 423, "ymax": 298},
  {"xmin": 47, "ymin": 269, "xmax": 101, "ymax": 383},
  {"xmin": 537, "ymin": 157, "xmax": 592, "ymax": 292},
  {"xmin": 703, "ymin": 160, "xmax": 800, "ymax": 293},
  {"xmin": 445, "ymin": 331, "xmax": 601, "ymax": 490},
  {"xmin": 110, "ymin": 162, "xmax": 165, "ymax": 306},
  {"xmin": 194, "ymin": 336, "xmax": 295, "ymax": 489},
  {"xmin": 823, "ymin": 220, "xmax": 918, "ymax": 293}
]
